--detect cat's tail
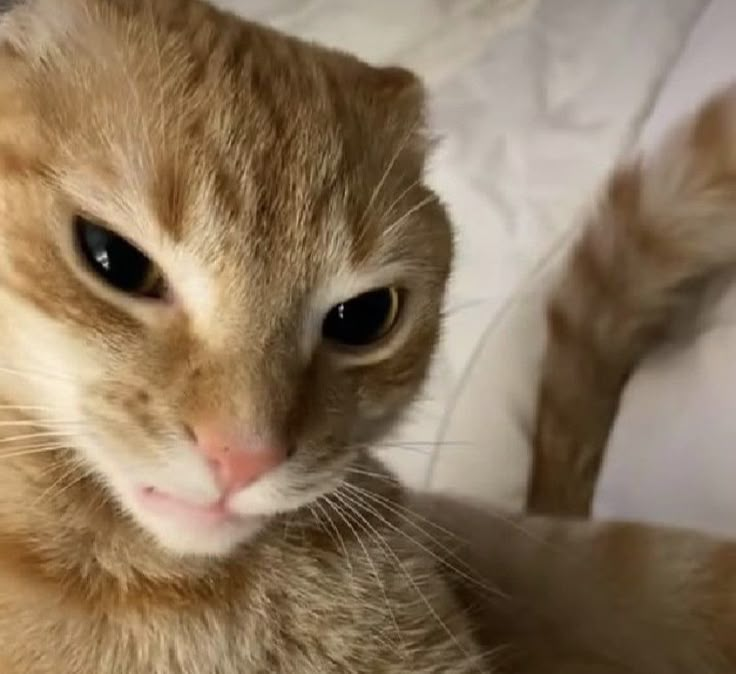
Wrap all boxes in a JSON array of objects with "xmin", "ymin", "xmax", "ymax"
[
  {"xmin": 420, "ymin": 493, "xmax": 736, "ymax": 674},
  {"xmin": 528, "ymin": 85, "xmax": 736, "ymax": 515}
]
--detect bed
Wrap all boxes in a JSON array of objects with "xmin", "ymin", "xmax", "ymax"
[{"xmin": 217, "ymin": 0, "xmax": 734, "ymax": 529}]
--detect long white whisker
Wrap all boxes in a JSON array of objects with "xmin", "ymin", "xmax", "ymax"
[
  {"xmin": 344, "ymin": 480, "xmax": 460, "ymax": 542},
  {"xmin": 312, "ymin": 499, "xmax": 355, "ymax": 577},
  {"xmin": 306, "ymin": 505, "xmax": 340, "ymax": 552},
  {"xmin": 383, "ymin": 193, "xmax": 437, "ymax": 237},
  {"xmin": 0, "ymin": 365, "xmax": 75, "ymax": 384},
  {"xmin": 357, "ymin": 118, "xmax": 422, "ymax": 233},
  {"xmin": 353, "ymin": 482, "xmax": 572, "ymax": 554},
  {"xmin": 342, "ymin": 483, "xmax": 506, "ymax": 600},
  {"xmin": 0, "ymin": 404, "xmax": 56, "ymax": 411},
  {"xmin": 0, "ymin": 444, "xmax": 70, "ymax": 461},
  {"xmin": 32, "ymin": 459, "xmax": 84, "ymax": 508},
  {"xmin": 39, "ymin": 463, "xmax": 90, "ymax": 507},
  {"xmin": 0, "ymin": 430, "xmax": 77, "ymax": 445},
  {"xmin": 323, "ymin": 494, "xmax": 403, "ymax": 653},
  {"xmin": 375, "ymin": 177, "xmax": 422, "ymax": 225},
  {"xmin": 315, "ymin": 498, "xmax": 361, "ymax": 610},
  {"xmin": 345, "ymin": 467, "xmax": 402, "ymax": 484},
  {"xmin": 0, "ymin": 419, "xmax": 83, "ymax": 428},
  {"xmin": 375, "ymin": 440, "xmax": 475, "ymax": 448},
  {"xmin": 335, "ymin": 489, "xmax": 478, "ymax": 670}
]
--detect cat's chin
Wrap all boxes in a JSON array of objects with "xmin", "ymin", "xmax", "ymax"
[{"xmin": 126, "ymin": 486, "xmax": 269, "ymax": 557}]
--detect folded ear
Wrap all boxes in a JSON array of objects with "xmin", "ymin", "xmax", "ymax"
[
  {"xmin": 370, "ymin": 65, "xmax": 426, "ymax": 107},
  {"xmin": 360, "ymin": 64, "xmax": 431, "ymax": 161},
  {"xmin": 365, "ymin": 64, "xmax": 427, "ymax": 122}
]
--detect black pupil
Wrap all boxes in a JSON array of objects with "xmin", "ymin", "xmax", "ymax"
[
  {"xmin": 323, "ymin": 288, "xmax": 394, "ymax": 347},
  {"xmin": 75, "ymin": 217, "xmax": 157, "ymax": 295}
]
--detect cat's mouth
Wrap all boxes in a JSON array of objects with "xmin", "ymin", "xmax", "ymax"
[{"xmin": 137, "ymin": 485, "xmax": 258, "ymax": 528}]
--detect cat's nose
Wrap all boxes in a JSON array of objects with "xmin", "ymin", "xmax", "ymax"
[{"xmin": 189, "ymin": 424, "xmax": 287, "ymax": 493}]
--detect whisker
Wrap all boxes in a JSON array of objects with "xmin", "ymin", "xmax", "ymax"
[
  {"xmin": 375, "ymin": 177, "xmax": 423, "ymax": 225},
  {"xmin": 32, "ymin": 459, "xmax": 83, "ymax": 508},
  {"xmin": 0, "ymin": 419, "xmax": 83, "ymax": 428},
  {"xmin": 0, "ymin": 444, "xmax": 70, "ymax": 461},
  {"xmin": 0, "ymin": 364, "xmax": 76, "ymax": 384},
  {"xmin": 40, "ymin": 463, "xmax": 90, "ymax": 506},
  {"xmin": 344, "ymin": 480, "xmax": 461, "ymax": 542},
  {"xmin": 0, "ymin": 438, "xmax": 72, "ymax": 451},
  {"xmin": 356, "ymin": 118, "xmax": 422, "ymax": 233},
  {"xmin": 314, "ymin": 499, "xmax": 361, "ymax": 618},
  {"xmin": 372, "ymin": 440, "xmax": 519, "ymax": 457},
  {"xmin": 0, "ymin": 404, "xmax": 56, "ymax": 411},
  {"xmin": 323, "ymin": 494, "xmax": 404, "ymax": 653},
  {"xmin": 306, "ymin": 505, "xmax": 340, "ymax": 553},
  {"xmin": 443, "ymin": 298, "xmax": 495, "ymax": 317},
  {"xmin": 370, "ymin": 440, "xmax": 476, "ymax": 456},
  {"xmin": 383, "ymin": 193, "xmax": 437, "ymax": 237},
  {"xmin": 345, "ymin": 467, "xmax": 403, "ymax": 485},
  {"xmin": 312, "ymin": 499, "xmax": 355, "ymax": 577},
  {"xmin": 334, "ymin": 489, "xmax": 479, "ymax": 670},
  {"xmin": 0, "ymin": 430, "xmax": 77, "ymax": 445},
  {"xmin": 348, "ymin": 478, "xmax": 564, "ymax": 554},
  {"xmin": 376, "ymin": 440, "xmax": 474, "ymax": 448},
  {"xmin": 342, "ymin": 483, "xmax": 506, "ymax": 600},
  {"xmin": 372, "ymin": 444, "xmax": 434, "ymax": 455}
]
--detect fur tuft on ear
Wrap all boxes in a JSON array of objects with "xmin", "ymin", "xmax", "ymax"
[
  {"xmin": 355, "ymin": 63, "xmax": 429, "ymax": 157},
  {"xmin": 371, "ymin": 65, "xmax": 424, "ymax": 99},
  {"xmin": 367, "ymin": 65, "xmax": 426, "ymax": 117}
]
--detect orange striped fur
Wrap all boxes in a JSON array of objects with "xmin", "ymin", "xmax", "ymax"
[
  {"xmin": 2, "ymin": 1, "xmax": 736, "ymax": 672},
  {"xmin": 529, "ymin": 86, "xmax": 736, "ymax": 514},
  {"xmin": 423, "ymin": 494, "xmax": 736, "ymax": 673}
]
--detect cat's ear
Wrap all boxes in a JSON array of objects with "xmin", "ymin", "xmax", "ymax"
[
  {"xmin": 360, "ymin": 64, "xmax": 431, "ymax": 158},
  {"xmin": 370, "ymin": 66, "xmax": 426, "ymax": 108},
  {"xmin": 365, "ymin": 65, "xmax": 427, "ymax": 122}
]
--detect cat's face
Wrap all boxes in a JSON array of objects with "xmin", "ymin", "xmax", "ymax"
[{"xmin": 0, "ymin": 0, "xmax": 451, "ymax": 555}]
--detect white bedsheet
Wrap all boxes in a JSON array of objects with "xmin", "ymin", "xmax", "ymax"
[
  {"xmin": 216, "ymin": 0, "xmax": 707, "ymax": 502},
  {"xmin": 396, "ymin": 0, "xmax": 705, "ymax": 499}
]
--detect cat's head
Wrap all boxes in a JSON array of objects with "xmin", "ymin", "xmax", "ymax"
[{"xmin": 0, "ymin": 0, "xmax": 452, "ymax": 556}]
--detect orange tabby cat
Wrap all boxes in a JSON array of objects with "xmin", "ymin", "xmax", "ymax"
[
  {"xmin": 529, "ymin": 86, "xmax": 736, "ymax": 516},
  {"xmin": 0, "ymin": 1, "xmax": 735, "ymax": 672}
]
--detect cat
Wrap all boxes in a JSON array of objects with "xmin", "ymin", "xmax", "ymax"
[
  {"xmin": 528, "ymin": 84, "xmax": 736, "ymax": 516},
  {"xmin": 1, "ymin": 1, "xmax": 736, "ymax": 673}
]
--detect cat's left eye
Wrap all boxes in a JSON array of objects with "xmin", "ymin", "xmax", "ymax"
[
  {"xmin": 322, "ymin": 287, "xmax": 401, "ymax": 349},
  {"xmin": 74, "ymin": 216, "xmax": 166, "ymax": 299}
]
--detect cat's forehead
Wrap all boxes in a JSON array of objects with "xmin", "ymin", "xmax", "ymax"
[
  {"xmin": 10, "ymin": 4, "xmax": 429, "ymax": 254},
  {"xmin": 0, "ymin": 0, "xmax": 447, "ymax": 342},
  {"xmin": 11, "ymin": 0, "xmax": 427, "ymax": 180}
]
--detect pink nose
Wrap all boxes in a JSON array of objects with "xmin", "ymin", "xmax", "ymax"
[{"xmin": 191, "ymin": 424, "xmax": 286, "ymax": 493}]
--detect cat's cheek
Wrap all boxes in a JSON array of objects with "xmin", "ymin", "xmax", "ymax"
[{"xmin": 229, "ymin": 455, "xmax": 352, "ymax": 516}]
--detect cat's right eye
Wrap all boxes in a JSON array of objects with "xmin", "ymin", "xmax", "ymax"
[
  {"xmin": 322, "ymin": 287, "xmax": 401, "ymax": 349},
  {"xmin": 73, "ymin": 216, "xmax": 166, "ymax": 299}
]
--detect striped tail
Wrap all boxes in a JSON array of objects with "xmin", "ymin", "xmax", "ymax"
[{"xmin": 529, "ymin": 85, "xmax": 736, "ymax": 514}]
